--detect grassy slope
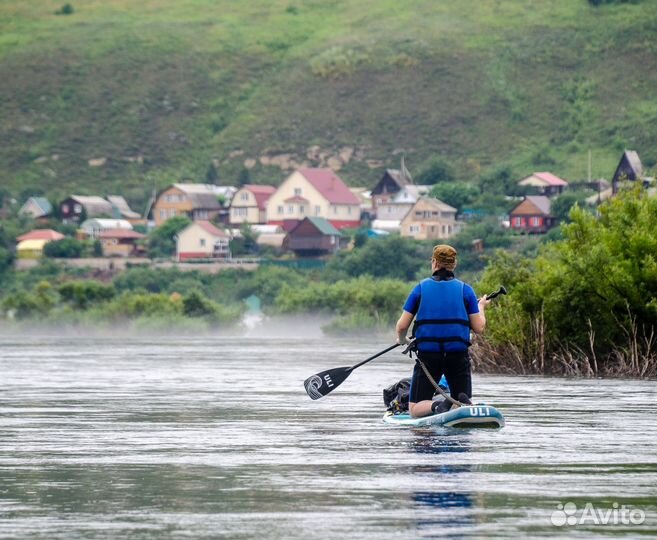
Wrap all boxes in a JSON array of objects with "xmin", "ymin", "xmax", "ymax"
[{"xmin": 1, "ymin": 0, "xmax": 656, "ymax": 210}]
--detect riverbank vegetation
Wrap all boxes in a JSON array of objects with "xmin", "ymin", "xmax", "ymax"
[{"xmin": 475, "ymin": 187, "xmax": 657, "ymax": 377}]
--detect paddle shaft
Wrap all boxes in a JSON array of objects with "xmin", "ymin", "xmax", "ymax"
[{"xmin": 349, "ymin": 343, "xmax": 401, "ymax": 371}]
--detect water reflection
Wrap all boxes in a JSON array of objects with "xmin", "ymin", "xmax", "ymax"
[{"xmin": 409, "ymin": 432, "xmax": 476, "ymax": 537}]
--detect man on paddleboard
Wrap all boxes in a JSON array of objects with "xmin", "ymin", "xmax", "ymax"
[{"xmin": 395, "ymin": 244, "xmax": 489, "ymax": 418}]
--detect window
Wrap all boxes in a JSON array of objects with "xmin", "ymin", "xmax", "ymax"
[
  {"xmin": 347, "ymin": 206, "xmax": 352, "ymax": 215},
  {"xmin": 530, "ymin": 217, "xmax": 541, "ymax": 227},
  {"xmin": 513, "ymin": 217, "xmax": 522, "ymax": 227},
  {"xmin": 330, "ymin": 235, "xmax": 335, "ymax": 245},
  {"xmin": 241, "ymin": 192, "xmax": 249, "ymax": 201},
  {"xmin": 200, "ymin": 238, "xmax": 206, "ymax": 247},
  {"xmin": 159, "ymin": 209, "xmax": 165, "ymax": 219},
  {"xmin": 278, "ymin": 206, "xmax": 284, "ymax": 215},
  {"xmin": 74, "ymin": 204, "xmax": 82, "ymax": 213},
  {"xmin": 288, "ymin": 205, "xmax": 294, "ymax": 215},
  {"xmin": 294, "ymin": 187, "xmax": 302, "ymax": 196},
  {"xmin": 235, "ymin": 207, "xmax": 247, "ymax": 217},
  {"xmin": 62, "ymin": 204, "xmax": 69, "ymax": 213},
  {"xmin": 315, "ymin": 205, "xmax": 321, "ymax": 216},
  {"xmin": 300, "ymin": 206, "xmax": 305, "ymax": 215},
  {"xmin": 409, "ymin": 225, "xmax": 419, "ymax": 233},
  {"xmin": 333, "ymin": 206, "xmax": 338, "ymax": 214}
]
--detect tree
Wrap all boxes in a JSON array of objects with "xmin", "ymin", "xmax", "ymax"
[
  {"xmin": 43, "ymin": 238, "xmax": 84, "ymax": 258},
  {"xmin": 229, "ymin": 223, "xmax": 259, "ymax": 256},
  {"xmin": 206, "ymin": 162, "xmax": 219, "ymax": 184},
  {"xmin": 429, "ymin": 183, "xmax": 478, "ymax": 211},
  {"xmin": 325, "ymin": 235, "xmax": 425, "ymax": 281},
  {"xmin": 415, "ymin": 158, "xmax": 455, "ymax": 185},
  {"xmin": 147, "ymin": 215, "xmax": 191, "ymax": 258}
]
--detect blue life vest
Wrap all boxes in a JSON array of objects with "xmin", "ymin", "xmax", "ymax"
[{"xmin": 414, "ymin": 278, "xmax": 471, "ymax": 352}]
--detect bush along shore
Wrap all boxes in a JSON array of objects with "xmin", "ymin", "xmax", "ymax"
[{"xmin": 475, "ymin": 187, "xmax": 657, "ymax": 378}]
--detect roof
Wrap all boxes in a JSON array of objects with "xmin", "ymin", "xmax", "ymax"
[
  {"xmin": 519, "ymin": 172, "xmax": 568, "ymax": 187},
  {"xmin": 98, "ymin": 229, "xmax": 145, "ymax": 239},
  {"xmin": 511, "ymin": 195, "xmax": 552, "ymax": 215},
  {"xmin": 69, "ymin": 195, "xmax": 113, "ymax": 215},
  {"xmin": 17, "ymin": 239, "xmax": 48, "ymax": 251},
  {"xmin": 20, "ymin": 197, "xmax": 52, "ymax": 215},
  {"xmin": 16, "ymin": 229, "xmax": 64, "ymax": 242},
  {"xmin": 297, "ymin": 168, "xmax": 360, "ymax": 205},
  {"xmin": 391, "ymin": 185, "xmax": 431, "ymax": 203},
  {"xmin": 624, "ymin": 150, "xmax": 644, "ymax": 175},
  {"xmin": 415, "ymin": 196, "xmax": 458, "ymax": 213},
  {"xmin": 81, "ymin": 219, "xmax": 133, "ymax": 230},
  {"xmin": 107, "ymin": 195, "xmax": 141, "ymax": 219},
  {"xmin": 244, "ymin": 184, "xmax": 276, "ymax": 210},
  {"xmin": 385, "ymin": 169, "xmax": 412, "ymax": 188},
  {"xmin": 304, "ymin": 216, "xmax": 342, "ymax": 236},
  {"xmin": 194, "ymin": 220, "xmax": 229, "ymax": 237},
  {"xmin": 171, "ymin": 184, "xmax": 230, "ymax": 210}
]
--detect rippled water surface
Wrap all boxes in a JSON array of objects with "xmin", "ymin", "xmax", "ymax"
[{"xmin": 1, "ymin": 336, "xmax": 656, "ymax": 539}]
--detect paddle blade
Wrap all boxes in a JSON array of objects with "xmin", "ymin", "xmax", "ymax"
[{"xmin": 303, "ymin": 367, "xmax": 352, "ymax": 400}]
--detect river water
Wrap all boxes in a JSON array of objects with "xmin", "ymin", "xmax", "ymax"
[{"xmin": 0, "ymin": 335, "xmax": 656, "ymax": 539}]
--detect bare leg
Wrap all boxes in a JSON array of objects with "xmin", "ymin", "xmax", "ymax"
[{"xmin": 409, "ymin": 400, "xmax": 434, "ymax": 418}]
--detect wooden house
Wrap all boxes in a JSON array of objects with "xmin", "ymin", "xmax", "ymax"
[
  {"xmin": 518, "ymin": 172, "xmax": 568, "ymax": 197},
  {"xmin": 371, "ymin": 168, "xmax": 412, "ymax": 209},
  {"xmin": 266, "ymin": 168, "xmax": 360, "ymax": 230},
  {"xmin": 400, "ymin": 197, "xmax": 459, "ymax": 240},
  {"xmin": 508, "ymin": 196, "xmax": 555, "ymax": 234},
  {"xmin": 152, "ymin": 184, "xmax": 236, "ymax": 227},
  {"xmin": 283, "ymin": 217, "xmax": 347, "ymax": 257},
  {"xmin": 611, "ymin": 150, "xmax": 646, "ymax": 194},
  {"xmin": 60, "ymin": 195, "xmax": 113, "ymax": 223},
  {"xmin": 98, "ymin": 229, "xmax": 145, "ymax": 257},
  {"xmin": 229, "ymin": 184, "xmax": 276, "ymax": 225},
  {"xmin": 19, "ymin": 197, "xmax": 52, "ymax": 220},
  {"xmin": 176, "ymin": 221, "xmax": 231, "ymax": 261}
]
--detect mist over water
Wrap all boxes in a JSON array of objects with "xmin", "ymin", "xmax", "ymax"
[{"xmin": 1, "ymin": 336, "xmax": 656, "ymax": 539}]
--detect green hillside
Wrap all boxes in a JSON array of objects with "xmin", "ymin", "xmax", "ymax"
[{"xmin": 1, "ymin": 0, "xmax": 656, "ymax": 210}]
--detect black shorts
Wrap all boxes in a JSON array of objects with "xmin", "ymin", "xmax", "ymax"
[{"xmin": 409, "ymin": 350, "xmax": 472, "ymax": 403}]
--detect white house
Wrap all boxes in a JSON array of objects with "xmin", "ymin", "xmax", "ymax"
[
  {"xmin": 176, "ymin": 221, "xmax": 230, "ymax": 261},
  {"xmin": 265, "ymin": 168, "xmax": 361, "ymax": 229}
]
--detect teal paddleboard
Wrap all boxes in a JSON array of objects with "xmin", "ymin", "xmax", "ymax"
[{"xmin": 383, "ymin": 404, "xmax": 505, "ymax": 428}]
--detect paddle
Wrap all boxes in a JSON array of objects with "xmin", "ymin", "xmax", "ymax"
[
  {"xmin": 486, "ymin": 286, "xmax": 507, "ymax": 300},
  {"xmin": 303, "ymin": 343, "xmax": 401, "ymax": 400}
]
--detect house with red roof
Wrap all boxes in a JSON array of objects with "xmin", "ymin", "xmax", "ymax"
[
  {"xmin": 98, "ymin": 229, "xmax": 146, "ymax": 257},
  {"xmin": 508, "ymin": 196, "xmax": 555, "ymax": 234},
  {"xmin": 518, "ymin": 172, "xmax": 568, "ymax": 197},
  {"xmin": 15, "ymin": 229, "xmax": 66, "ymax": 259},
  {"xmin": 229, "ymin": 184, "xmax": 276, "ymax": 225},
  {"xmin": 16, "ymin": 229, "xmax": 65, "ymax": 243},
  {"xmin": 175, "ymin": 221, "xmax": 231, "ymax": 261},
  {"xmin": 265, "ymin": 168, "xmax": 361, "ymax": 230}
]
